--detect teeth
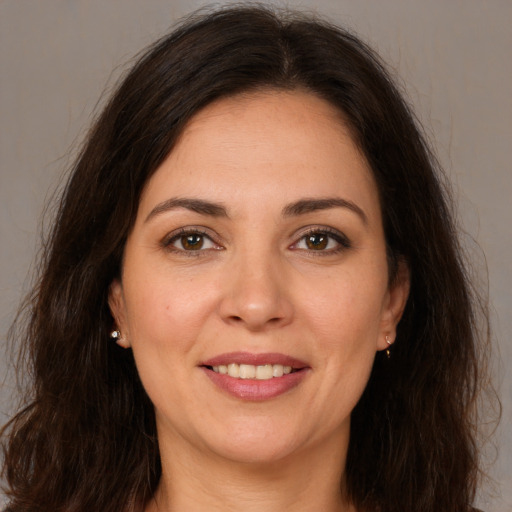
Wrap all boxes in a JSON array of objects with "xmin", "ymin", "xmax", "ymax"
[
  {"xmin": 256, "ymin": 364, "xmax": 273, "ymax": 380},
  {"xmin": 272, "ymin": 364, "xmax": 284, "ymax": 377},
  {"xmin": 211, "ymin": 363, "xmax": 298, "ymax": 380},
  {"xmin": 239, "ymin": 364, "xmax": 256, "ymax": 379},
  {"xmin": 227, "ymin": 363, "xmax": 239, "ymax": 378}
]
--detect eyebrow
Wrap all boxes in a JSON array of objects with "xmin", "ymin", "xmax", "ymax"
[
  {"xmin": 145, "ymin": 196, "xmax": 367, "ymax": 225},
  {"xmin": 282, "ymin": 197, "xmax": 368, "ymax": 225},
  {"xmin": 145, "ymin": 197, "xmax": 229, "ymax": 223}
]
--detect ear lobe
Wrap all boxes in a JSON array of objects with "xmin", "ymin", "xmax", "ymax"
[
  {"xmin": 378, "ymin": 260, "xmax": 410, "ymax": 351},
  {"xmin": 108, "ymin": 279, "xmax": 131, "ymax": 348}
]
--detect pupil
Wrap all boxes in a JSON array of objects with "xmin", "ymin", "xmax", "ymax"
[
  {"xmin": 183, "ymin": 234, "xmax": 203, "ymax": 250},
  {"xmin": 307, "ymin": 234, "xmax": 328, "ymax": 250}
]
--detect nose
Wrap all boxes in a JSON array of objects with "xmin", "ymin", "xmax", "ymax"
[{"xmin": 218, "ymin": 250, "xmax": 294, "ymax": 331}]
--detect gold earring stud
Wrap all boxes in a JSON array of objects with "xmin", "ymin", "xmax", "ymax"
[{"xmin": 385, "ymin": 335, "xmax": 392, "ymax": 359}]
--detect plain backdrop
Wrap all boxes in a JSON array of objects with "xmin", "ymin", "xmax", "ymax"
[{"xmin": 1, "ymin": 1, "xmax": 511, "ymax": 510}]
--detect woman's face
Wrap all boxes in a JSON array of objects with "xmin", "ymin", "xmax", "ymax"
[{"xmin": 110, "ymin": 90, "xmax": 408, "ymax": 465}]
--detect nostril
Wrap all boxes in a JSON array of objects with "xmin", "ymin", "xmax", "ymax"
[{"xmin": 228, "ymin": 314, "xmax": 284, "ymax": 326}]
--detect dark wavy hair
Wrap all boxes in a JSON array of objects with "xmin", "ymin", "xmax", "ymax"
[{"xmin": 1, "ymin": 6, "xmax": 489, "ymax": 512}]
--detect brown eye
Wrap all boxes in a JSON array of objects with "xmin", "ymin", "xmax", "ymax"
[
  {"xmin": 292, "ymin": 228, "xmax": 351, "ymax": 254},
  {"xmin": 305, "ymin": 233, "xmax": 329, "ymax": 250},
  {"xmin": 180, "ymin": 233, "xmax": 204, "ymax": 250},
  {"xmin": 166, "ymin": 230, "xmax": 217, "ymax": 252}
]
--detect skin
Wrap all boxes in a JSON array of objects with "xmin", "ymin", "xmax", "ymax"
[{"xmin": 109, "ymin": 90, "xmax": 409, "ymax": 512}]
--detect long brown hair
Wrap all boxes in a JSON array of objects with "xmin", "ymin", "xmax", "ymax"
[{"xmin": 2, "ymin": 6, "xmax": 490, "ymax": 512}]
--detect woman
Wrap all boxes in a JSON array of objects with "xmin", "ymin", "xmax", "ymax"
[{"xmin": 1, "ymin": 6, "xmax": 489, "ymax": 512}]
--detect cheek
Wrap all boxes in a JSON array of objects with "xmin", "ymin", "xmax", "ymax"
[
  {"xmin": 300, "ymin": 269, "xmax": 386, "ymax": 391},
  {"xmin": 122, "ymin": 264, "xmax": 220, "ymax": 353},
  {"xmin": 121, "ymin": 272, "xmax": 216, "ymax": 407},
  {"xmin": 301, "ymin": 269, "xmax": 387, "ymax": 342},
  {"xmin": 286, "ymin": 272, "xmax": 386, "ymax": 436}
]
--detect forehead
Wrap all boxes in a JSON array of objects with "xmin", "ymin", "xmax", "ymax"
[
  {"xmin": 178, "ymin": 89, "xmax": 354, "ymax": 159},
  {"xmin": 138, "ymin": 90, "xmax": 380, "ymax": 221}
]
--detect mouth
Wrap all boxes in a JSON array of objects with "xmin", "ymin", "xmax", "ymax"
[{"xmin": 200, "ymin": 352, "xmax": 309, "ymax": 400}]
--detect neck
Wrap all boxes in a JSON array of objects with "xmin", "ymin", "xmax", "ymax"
[{"xmin": 146, "ymin": 431, "xmax": 355, "ymax": 512}]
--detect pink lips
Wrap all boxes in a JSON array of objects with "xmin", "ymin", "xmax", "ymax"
[{"xmin": 200, "ymin": 351, "xmax": 310, "ymax": 401}]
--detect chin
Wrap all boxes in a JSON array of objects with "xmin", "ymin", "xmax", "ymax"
[
  {"xmin": 213, "ymin": 441, "xmax": 300, "ymax": 466},
  {"xmin": 201, "ymin": 422, "xmax": 305, "ymax": 465}
]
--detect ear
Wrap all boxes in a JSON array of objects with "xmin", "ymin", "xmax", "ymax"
[
  {"xmin": 377, "ymin": 260, "xmax": 410, "ymax": 351},
  {"xmin": 108, "ymin": 279, "xmax": 131, "ymax": 348}
]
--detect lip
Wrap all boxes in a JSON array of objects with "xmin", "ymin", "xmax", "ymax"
[{"xmin": 200, "ymin": 352, "xmax": 310, "ymax": 401}]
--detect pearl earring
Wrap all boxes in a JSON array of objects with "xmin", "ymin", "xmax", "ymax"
[{"xmin": 110, "ymin": 330, "xmax": 121, "ymax": 340}]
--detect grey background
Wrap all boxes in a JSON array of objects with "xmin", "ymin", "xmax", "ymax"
[{"xmin": 1, "ymin": 0, "xmax": 510, "ymax": 510}]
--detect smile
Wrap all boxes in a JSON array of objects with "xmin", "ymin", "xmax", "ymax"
[
  {"xmin": 201, "ymin": 352, "xmax": 309, "ymax": 400},
  {"xmin": 208, "ymin": 363, "xmax": 296, "ymax": 380}
]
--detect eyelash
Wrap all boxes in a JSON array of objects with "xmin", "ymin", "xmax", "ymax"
[{"xmin": 161, "ymin": 226, "xmax": 351, "ymax": 256}]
